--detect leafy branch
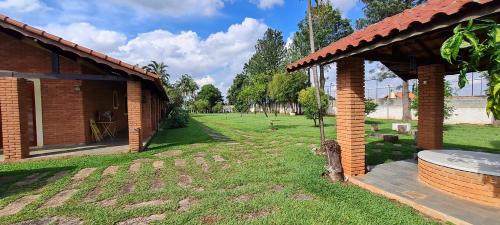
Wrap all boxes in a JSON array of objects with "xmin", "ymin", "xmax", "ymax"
[{"xmin": 440, "ymin": 19, "xmax": 500, "ymax": 119}]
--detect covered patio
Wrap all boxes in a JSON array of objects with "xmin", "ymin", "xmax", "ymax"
[
  {"xmin": 0, "ymin": 14, "xmax": 167, "ymax": 162},
  {"xmin": 287, "ymin": 0, "xmax": 499, "ymax": 223}
]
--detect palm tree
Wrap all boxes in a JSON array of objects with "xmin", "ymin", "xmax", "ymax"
[
  {"xmin": 176, "ymin": 74, "xmax": 199, "ymax": 100},
  {"xmin": 143, "ymin": 61, "xmax": 169, "ymax": 85}
]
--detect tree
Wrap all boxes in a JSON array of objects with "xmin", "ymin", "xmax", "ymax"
[
  {"xmin": 194, "ymin": 99, "xmax": 210, "ymax": 113},
  {"xmin": 268, "ymin": 71, "xmax": 307, "ymax": 113},
  {"xmin": 227, "ymin": 73, "xmax": 248, "ymax": 105},
  {"xmin": 306, "ymin": 0, "xmax": 325, "ymax": 142},
  {"xmin": 298, "ymin": 87, "xmax": 329, "ymax": 127},
  {"xmin": 290, "ymin": 1, "xmax": 353, "ymax": 88},
  {"xmin": 212, "ymin": 102, "xmax": 224, "ymax": 113},
  {"xmin": 196, "ymin": 84, "xmax": 223, "ymax": 111},
  {"xmin": 143, "ymin": 61, "xmax": 170, "ymax": 85},
  {"xmin": 357, "ymin": 1, "xmax": 425, "ymax": 121},
  {"xmin": 410, "ymin": 81, "xmax": 456, "ymax": 119},
  {"xmin": 440, "ymin": 19, "xmax": 500, "ymax": 119},
  {"xmin": 240, "ymin": 74, "xmax": 269, "ymax": 116},
  {"xmin": 370, "ymin": 65, "xmax": 412, "ymax": 121},
  {"xmin": 244, "ymin": 28, "xmax": 286, "ymax": 76},
  {"xmin": 365, "ymin": 99, "xmax": 379, "ymax": 115},
  {"xmin": 164, "ymin": 83, "xmax": 184, "ymax": 114},
  {"xmin": 356, "ymin": 0, "xmax": 426, "ymax": 29},
  {"xmin": 175, "ymin": 74, "xmax": 199, "ymax": 100}
]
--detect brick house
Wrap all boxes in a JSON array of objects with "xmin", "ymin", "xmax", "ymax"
[{"xmin": 0, "ymin": 14, "xmax": 167, "ymax": 161}]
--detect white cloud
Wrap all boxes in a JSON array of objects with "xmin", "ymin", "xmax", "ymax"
[
  {"xmin": 328, "ymin": 0, "xmax": 357, "ymax": 16},
  {"xmin": 250, "ymin": 0, "xmax": 284, "ymax": 9},
  {"xmin": 0, "ymin": 0, "xmax": 48, "ymax": 13},
  {"xmin": 110, "ymin": 0, "xmax": 225, "ymax": 17},
  {"xmin": 43, "ymin": 23, "xmax": 127, "ymax": 53},
  {"xmin": 114, "ymin": 17, "xmax": 268, "ymax": 92},
  {"xmin": 195, "ymin": 76, "xmax": 215, "ymax": 87}
]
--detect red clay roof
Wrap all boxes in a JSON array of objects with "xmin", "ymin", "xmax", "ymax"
[
  {"xmin": 287, "ymin": 0, "xmax": 494, "ymax": 72},
  {"xmin": 0, "ymin": 14, "xmax": 160, "ymax": 81}
]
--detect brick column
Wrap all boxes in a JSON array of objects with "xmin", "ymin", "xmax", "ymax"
[
  {"xmin": 127, "ymin": 80, "xmax": 142, "ymax": 152},
  {"xmin": 0, "ymin": 78, "xmax": 30, "ymax": 160},
  {"xmin": 336, "ymin": 57, "xmax": 366, "ymax": 176},
  {"xmin": 417, "ymin": 64, "xmax": 445, "ymax": 149}
]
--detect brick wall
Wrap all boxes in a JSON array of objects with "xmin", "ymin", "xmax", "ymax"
[
  {"xmin": 417, "ymin": 64, "xmax": 445, "ymax": 149},
  {"xmin": 41, "ymin": 80, "xmax": 86, "ymax": 145},
  {"xmin": 127, "ymin": 81, "xmax": 142, "ymax": 151},
  {"xmin": 336, "ymin": 57, "xmax": 366, "ymax": 177},
  {"xmin": 82, "ymin": 80, "xmax": 127, "ymax": 143},
  {"xmin": 0, "ymin": 32, "xmax": 81, "ymax": 74},
  {"xmin": 0, "ymin": 78, "xmax": 30, "ymax": 160},
  {"xmin": 419, "ymin": 159, "xmax": 500, "ymax": 207},
  {"xmin": 142, "ymin": 89, "xmax": 152, "ymax": 140}
]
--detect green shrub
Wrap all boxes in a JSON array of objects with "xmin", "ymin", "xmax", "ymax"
[
  {"xmin": 167, "ymin": 107, "xmax": 189, "ymax": 128},
  {"xmin": 365, "ymin": 98, "xmax": 378, "ymax": 115}
]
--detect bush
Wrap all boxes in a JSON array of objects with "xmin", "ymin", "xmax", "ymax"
[
  {"xmin": 365, "ymin": 99, "xmax": 378, "ymax": 115},
  {"xmin": 212, "ymin": 102, "xmax": 224, "ymax": 113},
  {"xmin": 298, "ymin": 87, "xmax": 329, "ymax": 126},
  {"xmin": 167, "ymin": 107, "xmax": 189, "ymax": 128}
]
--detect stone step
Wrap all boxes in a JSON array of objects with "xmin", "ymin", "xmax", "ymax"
[
  {"xmin": 41, "ymin": 189, "xmax": 78, "ymax": 208},
  {"xmin": 0, "ymin": 195, "xmax": 40, "ymax": 216}
]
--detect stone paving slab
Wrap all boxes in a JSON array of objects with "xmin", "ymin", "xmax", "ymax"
[
  {"xmin": 117, "ymin": 214, "xmax": 166, "ymax": 225},
  {"xmin": 13, "ymin": 217, "xmax": 82, "ymax": 225},
  {"xmin": 153, "ymin": 161, "xmax": 164, "ymax": 170},
  {"xmin": 155, "ymin": 150, "xmax": 182, "ymax": 158},
  {"xmin": 174, "ymin": 159, "xmax": 186, "ymax": 167},
  {"xmin": 103, "ymin": 166, "xmax": 119, "ymax": 176},
  {"xmin": 212, "ymin": 155, "xmax": 225, "ymax": 162},
  {"xmin": 128, "ymin": 162, "xmax": 141, "ymax": 173},
  {"xmin": 0, "ymin": 195, "xmax": 40, "ymax": 216},
  {"xmin": 72, "ymin": 168, "xmax": 96, "ymax": 182},
  {"xmin": 353, "ymin": 160, "xmax": 500, "ymax": 225},
  {"xmin": 123, "ymin": 199, "xmax": 169, "ymax": 210},
  {"xmin": 14, "ymin": 172, "xmax": 49, "ymax": 186},
  {"xmin": 41, "ymin": 189, "xmax": 78, "ymax": 208}
]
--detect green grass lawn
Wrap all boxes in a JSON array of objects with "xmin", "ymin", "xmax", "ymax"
[{"xmin": 0, "ymin": 113, "xmax": 498, "ymax": 224}]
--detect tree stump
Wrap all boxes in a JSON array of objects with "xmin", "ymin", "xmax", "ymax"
[{"xmin": 321, "ymin": 140, "xmax": 343, "ymax": 182}]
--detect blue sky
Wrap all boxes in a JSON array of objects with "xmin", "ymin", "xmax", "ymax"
[{"xmin": 0, "ymin": 0, "xmax": 484, "ymax": 97}]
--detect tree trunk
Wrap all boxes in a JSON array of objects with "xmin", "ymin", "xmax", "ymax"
[
  {"xmin": 320, "ymin": 65, "xmax": 325, "ymax": 90},
  {"xmin": 307, "ymin": 0, "xmax": 325, "ymax": 143},
  {"xmin": 402, "ymin": 80, "xmax": 411, "ymax": 121}
]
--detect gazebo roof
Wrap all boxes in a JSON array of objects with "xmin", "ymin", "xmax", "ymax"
[{"xmin": 287, "ymin": 0, "xmax": 497, "ymax": 76}]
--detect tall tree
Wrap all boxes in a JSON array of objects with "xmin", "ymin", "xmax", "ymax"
[
  {"xmin": 175, "ymin": 74, "xmax": 199, "ymax": 100},
  {"xmin": 290, "ymin": 1, "xmax": 353, "ymax": 89},
  {"xmin": 356, "ymin": 0, "xmax": 426, "ymax": 29},
  {"xmin": 142, "ymin": 61, "xmax": 170, "ymax": 85},
  {"xmin": 357, "ymin": 0, "xmax": 425, "ymax": 121},
  {"xmin": 244, "ymin": 28, "xmax": 286, "ymax": 76},
  {"xmin": 268, "ymin": 71, "xmax": 308, "ymax": 113},
  {"xmin": 242, "ymin": 28, "xmax": 287, "ymax": 117},
  {"xmin": 307, "ymin": 0, "xmax": 325, "ymax": 142},
  {"xmin": 196, "ymin": 84, "xmax": 223, "ymax": 111},
  {"xmin": 227, "ymin": 73, "xmax": 248, "ymax": 105}
]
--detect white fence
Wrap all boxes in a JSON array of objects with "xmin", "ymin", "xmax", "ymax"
[{"xmin": 328, "ymin": 96, "xmax": 495, "ymax": 125}]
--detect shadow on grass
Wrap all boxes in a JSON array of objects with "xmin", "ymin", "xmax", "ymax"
[
  {"xmin": 0, "ymin": 166, "xmax": 76, "ymax": 199},
  {"xmin": 442, "ymin": 142, "xmax": 500, "ymax": 154},
  {"xmin": 145, "ymin": 117, "xmax": 234, "ymax": 152}
]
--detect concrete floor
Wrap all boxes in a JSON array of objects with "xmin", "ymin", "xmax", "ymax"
[
  {"xmin": 0, "ymin": 137, "xmax": 129, "ymax": 162},
  {"xmin": 351, "ymin": 160, "xmax": 500, "ymax": 225}
]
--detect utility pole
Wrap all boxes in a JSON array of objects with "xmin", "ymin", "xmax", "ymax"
[{"xmin": 308, "ymin": 0, "xmax": 325, "ymax": 143}]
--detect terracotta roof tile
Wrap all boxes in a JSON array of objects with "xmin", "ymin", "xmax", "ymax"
[
  {"xmin": 287, "ymin": 0, "xmax": 494, "ymax": 72},
  {"xmin": 0, "ymin": 13, "xmax": 160, "ymax": 82}
]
